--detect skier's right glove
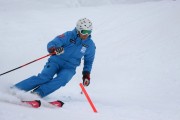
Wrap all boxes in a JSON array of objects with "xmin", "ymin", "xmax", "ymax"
[
  {"xmin": 48, "ymin": 47, "xmax": 64, "ymax": 55},
  {"xmin": 55, "ymin": 47, "xmax": 64, "ymax": 55}
]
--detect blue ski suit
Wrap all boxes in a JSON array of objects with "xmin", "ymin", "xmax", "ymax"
[{"xmin": 15, "ymin": 28, "xmax": 96, "ymax": 97}]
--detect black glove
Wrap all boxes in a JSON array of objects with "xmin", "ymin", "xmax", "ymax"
[
  {"xmin": 55, "ymin": 47, "xmax": 64, "ymax": 55},
  {"xmin": 48, "ymin": 47, "xmax": 64, "ymax": 55},
  {"xmin": 82, "ymin": 71, "xmax": 90, "ymax": 86}
]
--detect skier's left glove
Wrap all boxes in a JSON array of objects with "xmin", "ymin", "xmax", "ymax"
[{"xmin": 82, "ymin": 71, "xmax": 90, "ymax": 86}]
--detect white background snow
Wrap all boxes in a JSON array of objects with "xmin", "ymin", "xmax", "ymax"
[{"xmin": 0, "ymin": 0, "xmax": 180, "ymax": 120}]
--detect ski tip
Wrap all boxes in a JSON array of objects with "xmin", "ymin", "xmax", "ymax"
[
  {"xmin": 35, "ymin": 100, "xmax": 41, "ymax": 106},
  {"xmin": 57, "ymin": 100, "xmax": 64, "ymax": 107},
  {"xmin": 49, "ymin": 100, "xmax": 64, "ymax": 107}
]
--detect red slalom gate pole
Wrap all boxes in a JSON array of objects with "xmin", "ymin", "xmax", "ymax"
[
  {"xmin": 79, "ymin": 83, "xmax": 98, "ymax": 113},
  {"xmin": 0, "ymin": 52, "xmax": 55, "ymax": 76}
]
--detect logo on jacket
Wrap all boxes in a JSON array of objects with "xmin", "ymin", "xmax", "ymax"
[
  {"xmin": 81, "ymin": 46, "xmax": 87, "ymax": 53},
  {"xmin": 70, "ymin": 39, "xmax": 76, "ymax": 44},
  {"xmin": 58, "ymin": 34, "xmax": 65, "ymax": 38}
]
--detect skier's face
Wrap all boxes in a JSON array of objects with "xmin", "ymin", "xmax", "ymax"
[{"xmin": 78, "ymin": 31, "xmax": 89, "ymax": 40}]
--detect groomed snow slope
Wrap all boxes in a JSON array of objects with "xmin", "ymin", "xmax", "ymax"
[{"xmin": 0, "ymin": 0, "xmax": 180, "ymax": 120}]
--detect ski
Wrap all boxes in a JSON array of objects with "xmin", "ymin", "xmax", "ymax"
[
  {"xmin": 49, "ymin": 100, "xmax": 64, "ymax": 107},
  {"xmin": 22, "ymin": 100, "xmax": 41, "ymax": 108},
  {"xmin": 5, "ymin": 89, "xmax": 65, "ymax": 108},
  {"xmin": 21, "ymin": 100, "xmax": 64, "ymax": 108}
]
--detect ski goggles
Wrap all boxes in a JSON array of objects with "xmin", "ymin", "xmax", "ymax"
[{"xmin": 80, "ymin": 30, "xmax": 92, "ymax": 35}]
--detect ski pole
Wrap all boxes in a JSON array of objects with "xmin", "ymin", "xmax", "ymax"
[
  {"xmin": 79, "ymin": 83, "xmax": 98, "ymax": 113},
  {"xmin": 0, "ymin": 52, "xmax": 55, "ymax": 76}
]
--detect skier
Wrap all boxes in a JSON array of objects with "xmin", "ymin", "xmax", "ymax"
[{"xmin": 13, "ymin": 18, "xmax": 96, "ymax": 107}]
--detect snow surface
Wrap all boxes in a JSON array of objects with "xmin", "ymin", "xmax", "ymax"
[{"xmin": 0, "ymin": 0, "xmax": 180, "ymax": 120}]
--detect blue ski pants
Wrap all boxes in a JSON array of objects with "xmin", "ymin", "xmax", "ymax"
[{"xmin": 15, "ymin": 60, "xmax": 76, "ymax": 97}]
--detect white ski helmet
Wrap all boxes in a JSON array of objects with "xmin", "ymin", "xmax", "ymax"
[{"xmin": 76, "ymin": 18, "xmax": 93, "ymax": 33}]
